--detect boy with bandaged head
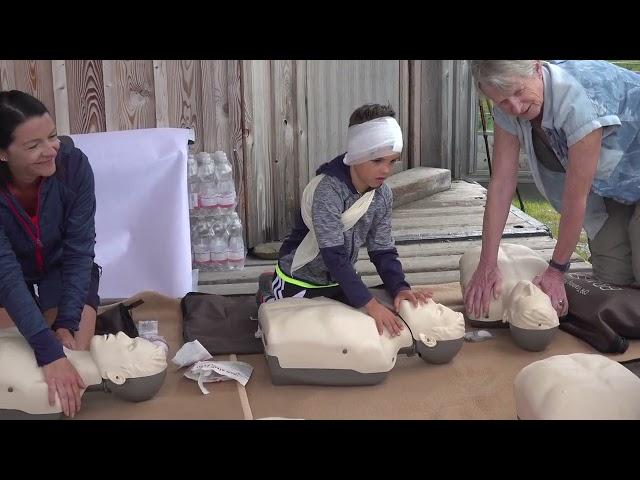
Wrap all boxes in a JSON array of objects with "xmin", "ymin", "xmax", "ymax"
[{"xmin": 271, "ymin": 103, "xmax": 432, "ymax": 336}]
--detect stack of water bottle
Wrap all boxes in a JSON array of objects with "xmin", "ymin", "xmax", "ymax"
[{"xmin": 187, "ymin": 147, "xmax": 246, "ymax": 272}]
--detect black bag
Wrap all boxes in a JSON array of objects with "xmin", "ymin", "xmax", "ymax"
[
  {"xmin": 621, "ymin": 358, "xmax": 640, "ymax": 378},
  {"xmin": 95, "ymin": 299, "xmax": 142, "ymax": 338},
  {"xmin": 562, "ymin": 273, "xmax": 640, "ymax": 353},
  {"xmin": 181, "ymin": 292, "xmax": 263, "ymax": 355}
]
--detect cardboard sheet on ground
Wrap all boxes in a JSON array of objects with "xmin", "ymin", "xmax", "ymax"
[
  {"xmin": 71, "ymin": 128, "xmax": 192, "ymax": 299},
  {"xmin": 73, "ymin": 284, "xmax": 640, "ymax": 420}
]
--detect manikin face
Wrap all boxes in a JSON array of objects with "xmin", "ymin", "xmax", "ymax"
[
  {"xmin": 399, "ymin": 299, "xmax": 450, "ymax": 321},
  {"xmin": 504, "ymin": 281, "xmax": 559, "ymax": 329},
  {"xmin": 398, "ymin": 298, "xmax": 466, "ymax": 341},
  {"xmin": 90, "ymin": 332, "xmax": 167, "ymax": 385}
]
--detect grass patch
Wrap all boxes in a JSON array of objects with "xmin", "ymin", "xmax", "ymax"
[
  {"xmin": 512, "ymin": 197, "xmax": 590, "ymax": 261},
  {"xmin": 611, "ymin": 60, "xmax": 640, "ymax": 72}
]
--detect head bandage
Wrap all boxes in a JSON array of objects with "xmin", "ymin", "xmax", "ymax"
[{"xmin": 343, "ymin": 117, "xmax": 403, "ymax": 166}]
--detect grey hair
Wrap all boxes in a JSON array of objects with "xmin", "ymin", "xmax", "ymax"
[{"xmin": 470, "ymin": 60, "xmax": 539, "ymax": 91}]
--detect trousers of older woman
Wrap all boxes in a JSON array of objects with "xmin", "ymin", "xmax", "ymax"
[{"xmin": 588, "ymin": 198, "xmax": 640, "ymax": 287}]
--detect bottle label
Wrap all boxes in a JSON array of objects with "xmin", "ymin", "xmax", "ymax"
[
  {"xmin": 194, "ymin": 252, "xmax": 210, "ymax": 263},
  {"xmin": 218, "ymin": 193, "xmax": 236, "ymax": 208},
  {"xmin": 199, "ymin": 194, "xmax": 219, "ymax": 208},
  {"xmin": 211, "ymin": 251, "xmax": 228, "ymax": 262},
  {"xmin": 227, "ymin": 250, "xmax": 245, "ymax": 261}
]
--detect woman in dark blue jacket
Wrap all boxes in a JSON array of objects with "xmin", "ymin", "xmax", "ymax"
[{"xmin": 0, "ymin": 90, "xmax": 100, "ymax": 417}]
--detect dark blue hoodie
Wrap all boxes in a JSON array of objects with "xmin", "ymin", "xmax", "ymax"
[
  {"xmin": 0, "ymin": 141, "xmax": 96, "ymax": 366},
  {"xmin": 278, "ymin": 154, "xmax": 409, "ymax": 308}
]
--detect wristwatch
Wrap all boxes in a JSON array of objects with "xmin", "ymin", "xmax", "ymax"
[{"xmin": 548, "ymin": 259, "xmax": 570, "ymax": 273}]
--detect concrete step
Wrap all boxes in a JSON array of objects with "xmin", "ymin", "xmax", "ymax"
[{"xmin": 386, "ymin": 167, "xmax": 451, "ymax": 207}]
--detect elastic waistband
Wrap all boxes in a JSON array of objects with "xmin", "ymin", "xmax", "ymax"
[{"xmin": 275, "ymin": 264, "xmax": 339, "ymax": 289}]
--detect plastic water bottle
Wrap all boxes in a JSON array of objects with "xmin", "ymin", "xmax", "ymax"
[
  {"xmin": 209, "ymin": 218, "xmax": 229, "ymax": 271},
  {"xmin": 227, "ymin": 212, "xmax": 245, "ymax": 270},
  {"xmin": 192, "ymin": 219, "xmax": 211, "ymax": 269},
  {"xmin": 187, "ymin": 149, "xmax": 200, "ymax": 212},
  {"xmin": 197, "ymin": 152, "xmax": 219, "ymax": 212},
  {"xmin": 213, "ymin": 151, "xmax": 236, "ymax": 215},
  {"xmin": 190, "ymin": 223, "xmax": 196, "ymax": 265}
]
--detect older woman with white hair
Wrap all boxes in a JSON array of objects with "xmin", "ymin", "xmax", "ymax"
[{"xmin": 463, "ymin": 60, "xmax": 640, "ymax": 319}]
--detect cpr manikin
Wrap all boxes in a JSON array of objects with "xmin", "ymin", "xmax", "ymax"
[
  {"xmin": 0, "ymin": 330, "xmax": 167, "ymax": 419},
  {"xmin": 258, "ymin": 296, "xmax": 465, "ymax": 386},
  {"xmin": 459, "ymin": 243, "xmax": 559, "ymax": 351},
  {"xmin": 514, "ymin": 353, "xmax": 640, "ymax": 420}
]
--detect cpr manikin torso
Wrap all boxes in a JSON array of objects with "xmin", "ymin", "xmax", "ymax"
[
  {"xmin": 514, "ymin": 353, "xmax": 640, "ymax": 419},
  {"xmin": 459, "ymin": 243, "xmax": 559, "ymax": 351},
  {"xmin": 0, "ymin": 330, "xmax": 167, "ymax": 419},
  {"xmin": 258, "ymin": 296, "xmax": 465, "ymax": 386}
]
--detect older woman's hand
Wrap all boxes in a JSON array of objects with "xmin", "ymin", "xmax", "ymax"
[
  {"xmin": 533, "ymin": 267, "xmax": 569, "ymax": 317},
  {"xmin": 463, "ymin": 262, "xmax": 503, "ymax": 319}
]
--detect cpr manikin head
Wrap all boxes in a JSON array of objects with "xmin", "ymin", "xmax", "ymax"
[
  {"xmin": 397, "ymin": 299, "xmax": 465, "ymax": 364},
  {"xmin": 0, "ymin": 331, "xmax": 167, "ymax": 419},
  {"xmin": 91, "ymin": 332, "xmax": 168, "ymax": 401},
  {"xmin": 459, "ymin": 243, "xmax": 548, "ymax": 325},
  {"xmin": 503, "ymin": 281, "xmax": 559, "ymax": 351}
]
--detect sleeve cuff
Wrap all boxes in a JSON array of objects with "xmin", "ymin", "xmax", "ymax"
[
  {"xmin": 28, "ymin": 328, "xmax": 65, "ymax": 366},
  {"xmin": 51, "ymin": 316, "xmax": 79, "ymax": 333}
]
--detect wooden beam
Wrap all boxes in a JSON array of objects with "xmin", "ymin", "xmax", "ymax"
[
  {"xmin": 0, "ymin": 60, "xmax": 16, "ymax": 90},
  {"xmin": 452, "ymin": 60, "xmax": 475, "ymax": 180},
  {"xmin": 408, "ymin": 60, "xmax": 422, "ymax": 169},
  {"xmin": 166, "ymin": 60, "xmax": 203, "ymax": 151},
  {"xmin": 201, "ymin": 60, "xmax": 230, "ymax": 153},
  {"xmin": 294, "ymin": 60, "xmax": 309, "ymax": 196},
  {"xmin": 113, "ymin": 60, "xmax": 157, "ymax": 131},
  {"xmin": 228, "ymin": 60, "xmax": 247, "ymax": 239},
  {"xmin": 14, "ymin": 61, "xmax": 56, "ymax": 123},
  {"xmin": 398, "ymin": 59, "xmax": 410, "ymax": 171},
  {"xmin": 271, "ymin": 59, "xmax": 297, "ymax": 240},
  {"xmin": 65, "ymin": 60, "xmax": 107, "ymax": 133},
  {"xmin": 102, "ymin": 60, "xmax": 118, "ymax": 131},
  {"xmin": 51, "ymin": 60, "xmax": 70, "ymax": 135},
  {"xmin": 441, "ymin": 60, "xmax": 454, "ymax": 171},
  {"xmin": 152, "ymin": 60, "xmax": 169, "ymax": 128},
  {"xmin": 241, "ymin": 60, "xmax": 274, "ymax": 247}
]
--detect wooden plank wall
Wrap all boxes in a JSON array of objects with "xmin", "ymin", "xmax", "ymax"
[
  {"xmin": 305, "ymin": 60, "xmax": 404, "ymax": 176},
  {"xmin": 420, "ymin": 60, "xmax": 453, "ymax": 170},
  {"xmin": 240, "ymin": 60, "xmax": 410, "ymax": 247},
  {"xmin": 0, "ymin": 59, "xmax": 473, "ymax": 248},
  {"xmin": 1, "ymin": 59, "xmax": 241, "ymax": 165},
  {"xmin": 452, "ymin": 60, "xmax": 476, "ymax": 180},
  {"xmin": 418, "ymin": 60, "xmax": 476, "ymax": 179},
  {"xmin": 0, "ymin": 59, "xmax": 247, "ymax": 238}
]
